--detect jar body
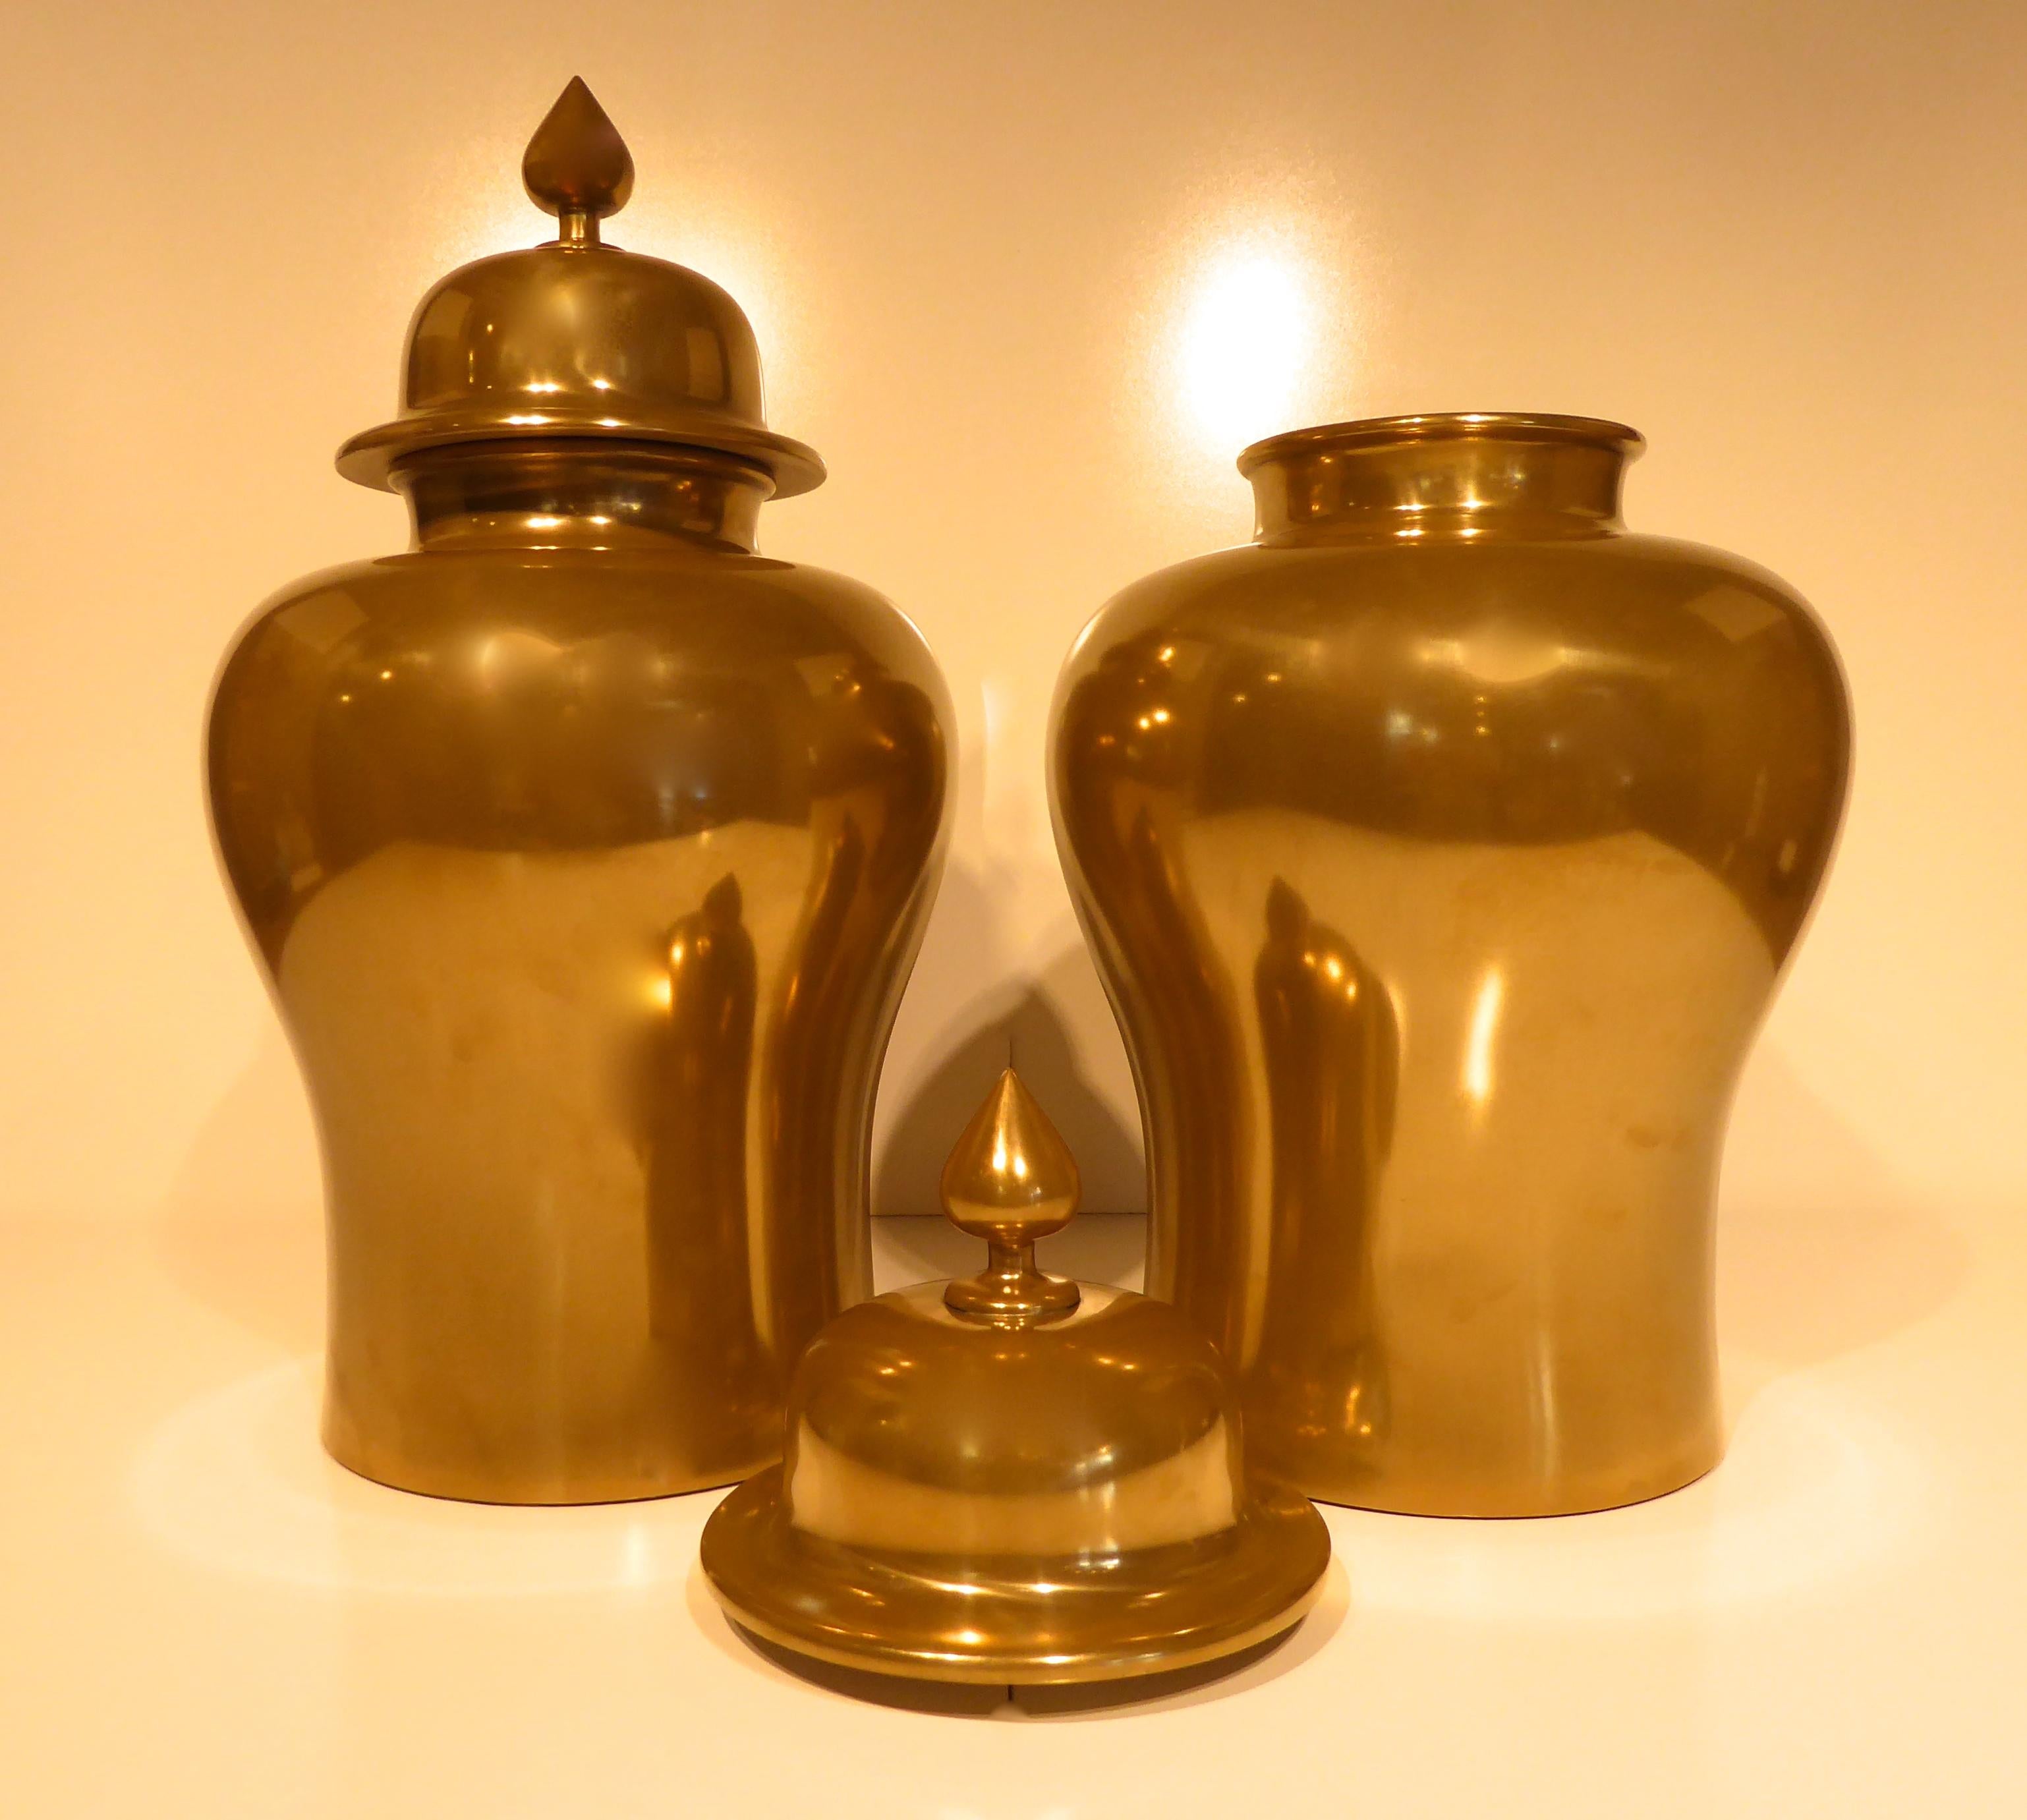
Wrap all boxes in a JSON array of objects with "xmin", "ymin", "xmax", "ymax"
[
  {"xmin": 1050, "ymin": 419, "xmax": 1848, "ymax": 1516},
  {"xmin": 209, "ymin": 456, "xmax": 951, "ymax": 1502}
]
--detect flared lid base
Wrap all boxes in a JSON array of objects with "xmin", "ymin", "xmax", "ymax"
[{"xmin": 700, "ymin": 1465, "xmax": 1330, "ymax": 1686}]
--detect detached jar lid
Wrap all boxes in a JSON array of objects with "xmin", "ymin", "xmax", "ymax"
[
  {"xmin": 700, "ymin": 1067, "xmax": 1331, "ymax": 1686},
  {"xmin": 336, "ymin": 78, "xmax": 823, "ymax": 498}
]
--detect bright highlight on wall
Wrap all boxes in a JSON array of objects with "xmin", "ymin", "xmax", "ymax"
[{"xmin": 1176, "ymin": 237, "xmax": 1313, "ymax": 457}]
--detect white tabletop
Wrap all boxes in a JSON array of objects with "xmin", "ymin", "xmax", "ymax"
[{"xmin": 3, "ymin": 1207, "xmax": 2019, "ymax": 1817}]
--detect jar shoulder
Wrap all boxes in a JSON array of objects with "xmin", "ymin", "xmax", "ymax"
[
  {"xmin": 1051, "ymin": 530, "xmax": 1849, "ymax": 964},
  {"xmin": 1074, "ymin": 530, "xmax": 1833, "ymax": 657},
  {"xmin": 208, "ymin": 546, "xmax": 954, "ymax": 959},
  {"xmin": 1059, "ymin": 530, "xmax": 1848, "ymax": 755},
  {"xmin": 221, "ymin": 546, "xmax": 949, "ymax": 711}
]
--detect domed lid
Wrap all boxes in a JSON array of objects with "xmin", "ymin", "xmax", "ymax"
[
  {"xmin": 335, "ymin": 78, "xmax": 822, "ymax": 498},
  {"xmin": 700, "ymin": 1067, "xmax": 1331, "ymax": 1686}
]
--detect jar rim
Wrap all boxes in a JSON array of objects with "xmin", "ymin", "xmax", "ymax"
[{"xmin": 1238, "ymin": 412, "xmax": 1645, "ymax": 477}]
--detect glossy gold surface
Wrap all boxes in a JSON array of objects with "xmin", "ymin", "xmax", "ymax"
[
  {"xmin": 207, "ymin": 88, "xmax": 950, "ymax": 1504},
  {"xmin": 336, "ymin": 79, "xmax": 822, "ymax": 498},
  {"xmin": 938, "ymin": 1067, "xmax": 1083, "ymax": 1319},
  {"xmin": 1050, "ymin": 413, "xmax": 1850, "ymax": 1518},
  {"xmin": 521, "ymin": 75, "xmax": 635, "ymax": 232},
  {"xmin": 700, "ymin": 1069, "xmax": 1330, "ymax": 1684}
]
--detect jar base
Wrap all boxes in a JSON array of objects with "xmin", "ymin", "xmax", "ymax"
[
  {"xmin": 322, "ymin": 1419, "xmax": 772, "ymax": 1507},
  {"xmin": 1294, "ymin": 1441, "xmax": 1723, "ymax": 1520}
]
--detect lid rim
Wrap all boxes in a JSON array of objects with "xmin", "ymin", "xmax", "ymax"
[
  {"xmin": 702, "ymin": 1467, "xmax": 1331, "ymax": 1686},
  {"xmin": 335, "ymin": 409, "xmax": 826, "ymax": 498}
]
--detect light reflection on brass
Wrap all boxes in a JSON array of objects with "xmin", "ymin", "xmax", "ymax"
[
  {"xmin": 521, "ymin": 74, "xmax": 635, "ymax": 241},
  {"xmin": 640, "ymin": 873, "xmax": 768, "ymax": 1464},
  {"xmin": 938, "ymin": 1061, "xmax": 1083, "ymax": 1321},
  {"xmin": 1051, "ymin": 412, "xmax": 1850, "ymax": 1517},
  {"xmin": 1253, "ymin": 879, "xmax": 1396, "ymax": 1478},
  {"xmin": 207, "ymin": 82, "xmax": 950, "ymax": 1503},
  {"xmin": 700, "ymin": 1069, "xmax": 1330, "ymax": 1685}
]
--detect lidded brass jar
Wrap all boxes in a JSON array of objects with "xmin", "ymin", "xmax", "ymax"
[
  {"xmin": 701, "ymin": 1069, "xmax": 1330, "ymax": 1684},
  {"xmin": 207, "ymin": 82, "xmax": 952, "ymax": 1503},
  {"xmin": 1050, "ymin": 412, "xmax": 1849, "ymax": 1518}
]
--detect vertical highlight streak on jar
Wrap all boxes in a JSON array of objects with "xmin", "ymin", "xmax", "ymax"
[{"xmin": 1462, "ymin": 968, "xmax": 1504, "ymax": 1111}]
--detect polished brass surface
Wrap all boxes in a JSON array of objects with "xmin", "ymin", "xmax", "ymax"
[
  {"xmin": 1050, "ymin": 412, "xmax": 1850, "ymax": 1518},
  {"xmin": 208, "ymin": 88, "xmax": 951, "ymax": 1504},
  {"xmin": 700, "ymin": 1069, "xmax": 1330, "ymax": 1684},
  {"xmin": 522, "ymin": 76, "xmax": 635, "ymax": 237},
  {"xmin": 939, "ymin": 1069, "xmax": 1082, "ymax": 1319},
  {"xmin": 336, "ymin": 80, "xmax": 822, "ymax": 498}
]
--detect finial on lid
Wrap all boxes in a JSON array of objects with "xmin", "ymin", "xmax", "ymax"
[
  {"xmin": 522, "ymin": 77, "xmax": 635, "ymax": 246},
  {"xmin": 941, "ymin": 1067, "xmax": 1081, "ymax": 1321}
]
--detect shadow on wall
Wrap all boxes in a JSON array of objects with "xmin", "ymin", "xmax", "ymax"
[
  {"xmin": 1717, "ymin": 1042, "xmax": 1970, "ymax": 1370},
  {"xmin": 872, "ymin": 856, "xmax": 1145, "ymax": 1218},
  {"xmin": 148, "ymin": 856, "xmax": 1150, "ymax": 1358},
  {"xmin": 150, "ymin": 1023, "xmax": 324, "ymax": 1357},
  {"xmin": 145, "ymin": 922, "xmax": 1968, "ymax": 1398}
]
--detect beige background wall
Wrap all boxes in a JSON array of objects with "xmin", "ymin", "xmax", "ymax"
[{"xmin": 1, "ymin": 0, "xmax": 2021, "ymax": 1245}]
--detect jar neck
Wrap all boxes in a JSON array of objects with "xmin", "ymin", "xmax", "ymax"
[
  {"xmin": 1242, "ymin": 414, "xmax": 1640, "ymax": 543},
  {"xmin": 395, "ymin": 441, "xmax": 770, "ymax": 554}
]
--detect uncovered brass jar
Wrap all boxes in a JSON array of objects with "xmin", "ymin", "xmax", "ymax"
[
  {"xmin": 207, "ymin": 82, "xmax": 952, "ymax": 1503},
  {"xmin": 1050, "ymin": 412, "xmax": 1848, "ymax": 1517}
]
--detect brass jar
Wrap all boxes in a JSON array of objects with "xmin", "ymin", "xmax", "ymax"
[
  {"xmin": 1049, "ymin": 412, "xmax": 1849, "ymax": 1517},
  {"xmin": 206, "ymin": 82, "xmax": 952, "ymax": 1504}
]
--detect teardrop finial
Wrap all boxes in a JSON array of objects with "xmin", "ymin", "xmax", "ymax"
[
  {"xmin": 523, "ymin": 77, "xmax": 635, "ymax": 245},
  {"xmin": 942, "ymin": 1068, "xmax": 1081, "ymax": 1321}
]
